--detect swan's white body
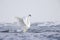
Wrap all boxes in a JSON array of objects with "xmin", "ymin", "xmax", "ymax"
[{"xmin": 15, "ymin": 15, "xmax": 31, "ymax": 32}]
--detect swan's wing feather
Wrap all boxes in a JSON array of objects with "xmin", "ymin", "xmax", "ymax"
[
  {"xmin": 23, "ymin": 17, "xmax": 27, "ymax": 26},
  {"xmin": 15, "ymin": 17, "xmax": 25, "ymax": 26}
]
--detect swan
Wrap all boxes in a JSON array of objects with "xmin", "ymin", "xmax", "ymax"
[{"xmin": 15, "ymin": 14, "xmax": 31, "ymax": 32}]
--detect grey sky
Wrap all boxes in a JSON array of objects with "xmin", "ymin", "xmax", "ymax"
[{"xmin": 0, "ymin": 0, "xmax": 60, "ymax": 23}]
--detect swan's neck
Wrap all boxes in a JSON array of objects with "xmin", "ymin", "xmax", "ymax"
[
  {"xmin": 28, "ymin": 16, "xmax": 30, "ymax": 20},
  {"xmin": 26, "ymin": 16, "xmax": 30, "ymax": 27}
]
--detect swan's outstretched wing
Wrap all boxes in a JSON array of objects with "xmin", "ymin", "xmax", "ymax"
[{"xmin": 15, "ymin": 17, "xmax": 25, "ymax": 26}]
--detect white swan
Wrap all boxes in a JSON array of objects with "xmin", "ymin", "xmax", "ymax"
[{"xmin": 15, "ymin": 14, "xmax": 31, "ymax": 32}]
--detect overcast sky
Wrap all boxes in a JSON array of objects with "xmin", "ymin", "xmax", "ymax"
[{"xmin": 0, "ymin": 0, "xmax": 60, "ymax": 23}]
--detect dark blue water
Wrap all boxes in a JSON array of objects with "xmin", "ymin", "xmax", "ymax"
[{"xmin": 0, "ymin": 22, "xmax": 60, "ymax": 40}]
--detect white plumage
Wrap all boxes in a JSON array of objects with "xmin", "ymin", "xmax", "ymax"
[{"xmin": 15, "ymin": 14, "xmax": 31, "ymax": 32}]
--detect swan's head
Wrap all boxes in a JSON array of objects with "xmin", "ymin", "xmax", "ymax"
[{"xmin": 29, "ymin": 14, "xmax": 31, "ymax": 17}]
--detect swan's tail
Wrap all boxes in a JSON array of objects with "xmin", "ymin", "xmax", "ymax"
[{"xmin": 23, "ymin": 26, "xmax": 28, "ymax": 32}]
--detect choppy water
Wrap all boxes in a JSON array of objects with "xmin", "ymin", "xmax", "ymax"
[{"xmin": 0, "ymin": 22, "xmax": 60, "ymax": 40}]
